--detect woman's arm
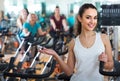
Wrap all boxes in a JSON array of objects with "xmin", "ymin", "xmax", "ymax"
[
  {"xmin": 17, "ymin": 16, "xmax": 23, "ymax": 30},
  {"xmin": 66, "ymin": 39, "xmax": 76, "ymax": 75},
  {"xmin": 62, "ymin": 19, "xmax": 69, "ymax": 31},
  {"xmin": 39, "ymin": 39, "xmax": 75, "ymax": 76},
  {"xmin": 50, "ymin": 19, "xmax": 56, "ymax": 30},
  {"xmin": 99, "ymin": 34, "xmax": 114, "ymax": 70},
  {"xmin": 22, "ymin": 28, "xmax": 30, "ymax": 36},
  {"xmin": 38, "ymin": 28, "xmax": 46, "ymax": 35}
]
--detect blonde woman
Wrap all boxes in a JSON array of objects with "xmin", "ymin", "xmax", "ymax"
[
  {"xmin": 21, "ymin": 13, "xmax": 46, "ymax": 37},
  {"xmin": 20, "ymin": 13, "xmax": 46, "ymax": 59}
]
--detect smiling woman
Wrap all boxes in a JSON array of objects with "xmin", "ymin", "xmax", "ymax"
[{"xmin": 39, "ymin": 3, "xmax": 113, "ymax": 81}]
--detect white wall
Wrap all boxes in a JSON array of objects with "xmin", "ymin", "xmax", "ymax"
[
  {"xmin": 46, "ymin": 1, "xmax": 71, "ymax": 17},
  {"xmin": 0, "ymin": 0, "xmax": 5, "ymax": 11}
]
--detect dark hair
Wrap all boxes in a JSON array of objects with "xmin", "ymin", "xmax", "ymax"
[
  {"xmin": 24, "ymin": 8, "xmax": 29, "ymax": 16},
  {"xmin": 56, "ymin": 5, "xmax": 59, "ymax": 8},
  {"xmin": 74, "ymin": 3, "xmax": 97, "ymax": 36},
  {"xmin": 53, "ymin": 5, "xmax": 60, "ymax": 15}
]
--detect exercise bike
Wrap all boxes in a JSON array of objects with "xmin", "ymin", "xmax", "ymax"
[
  {"xmin": 99, "ymin": 59, "xmax": 120, "ymax": 81},
  {"xmin": 1, "ymin": 34, "xmax": 56, "ymax": 81}
]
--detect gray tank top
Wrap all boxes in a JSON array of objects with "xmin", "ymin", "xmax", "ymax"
[{"xmin": 70, "ymin": 32, "xmax": 105, "ymax": 81}]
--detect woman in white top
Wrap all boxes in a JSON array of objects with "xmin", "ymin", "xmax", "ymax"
[
  {"xmin": 17, "ymin": 8, "xmax": 29, "ymax": 30},
  {"xmin": 39, "ymin": 3, "xmax": 113, "ymax": 81}
]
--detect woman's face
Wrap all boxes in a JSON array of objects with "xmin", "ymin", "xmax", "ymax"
[
  {"xmin": 55, "ymin": 8, "xmax": 60, "ymax": 15},
  {"xmin": 21, "ymin": 9, "xmax": 28, "ymax": 17},
  {"xmin": 78, "ymin": 8, "xmax": 98, "ymax": 31},
  {"xmin": 30, "ymin": 14, "xmax": 37, "ymax": 23}
]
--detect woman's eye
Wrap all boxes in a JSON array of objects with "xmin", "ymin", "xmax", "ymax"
[
  {"xmin": 94, "ymin": 17, "xmax": 98, "ymax": 20},
  {"xmin": 86, "ymin": 16, "xmax": 98, "ymax": 20},
  {"xmin": 86, "ymin": 16, "xmax": 90, "ymax": 19}
]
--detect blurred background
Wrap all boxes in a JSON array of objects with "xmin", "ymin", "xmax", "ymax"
[
  {"xmin": 0, "ymin": 1, "xmax": 120, "ymax": 81},
  {"xmin": 0, "ymin": 0, "xmax": 120, "ymax": 60}
]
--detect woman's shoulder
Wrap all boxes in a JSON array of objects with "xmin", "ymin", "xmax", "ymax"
[
  {"xmin": 100, "ymin": 33, "xmax": 108, "ymax": 39},
  {"xmin": 68, "ymin": 38, "xmax": 76, "ymax": 50},
  {"xmin": 60, "ymin": 14, "xmax": 66, "ymax": 19},
  {"xmin": 50, "ymin": 15, "xmax": 54, "ymax": 19},
  {"xmin": 96, "ymin": 32, "xmax": 108, "ymax": 38},
  {"xmin": 23, "ymin": 22, "xmax": 29, "ymax": 27},
  {"xmin": 23, "ymin": 22, "xmax": 29, "ymax": 25},
  {"xmin": 35, "ymin": 22, "xmax": 41, "ymax": 28},
  {"xmin": 99, "ymin": 33, "xmax": 109, "ymax": 45}
]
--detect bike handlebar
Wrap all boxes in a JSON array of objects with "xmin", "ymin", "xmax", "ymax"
[
  {"xmin": 0, "ymin": 28, "xmax": 16, "ymax": 37},
  {"xmin": 3, "ymin": 35, "xmax": 68, "ymax": 79},
  {"xmin": 4, "ymin": 35, "xmax": 48, "ymax": 72},
  {"xmin": 4, "ymin": 59, "xmax": 56, "ymax": 79},
  {"xmin": 3, "ymin": 35, "xmax": 57, "ymax": 79},
  {"xmin": 99, "ymin": 60, "xmax": 120, "ymax": 76}
]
